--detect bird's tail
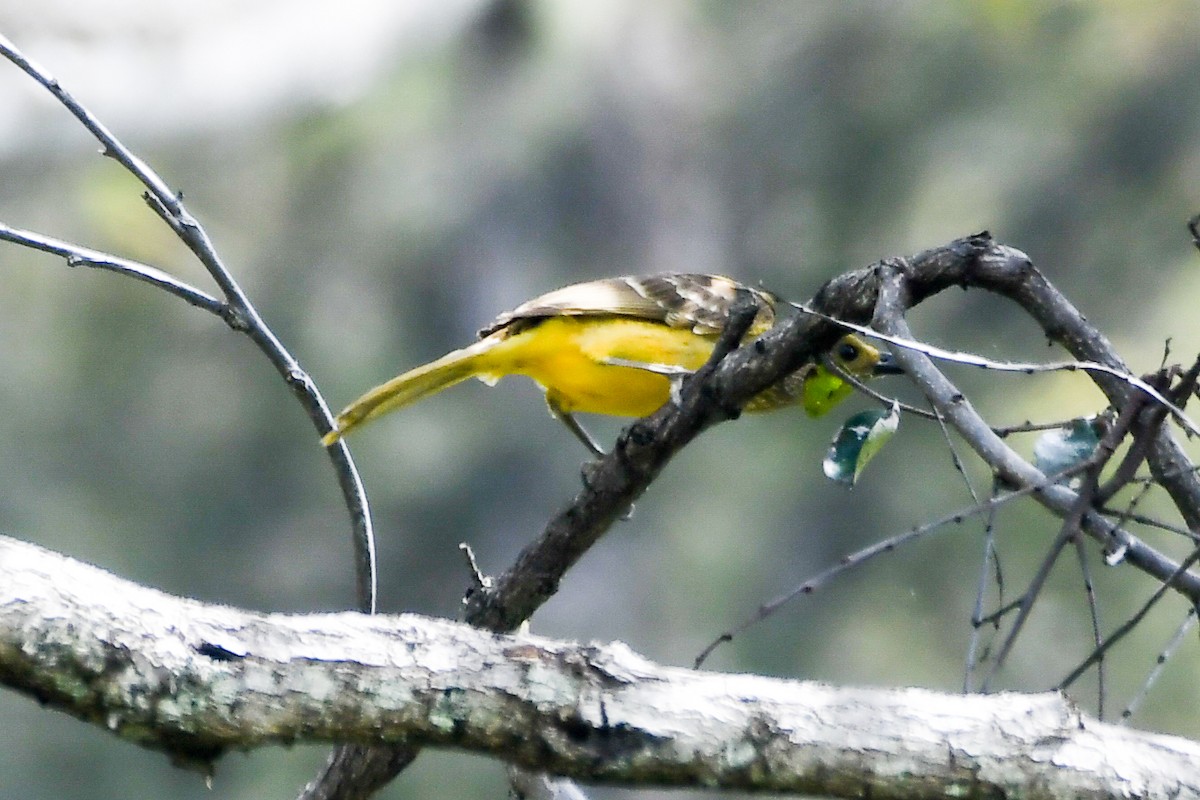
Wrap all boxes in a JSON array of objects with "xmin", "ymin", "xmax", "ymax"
[{"xmin": 322, "ymin": 339, "xmax": 497, "ymax": 446}]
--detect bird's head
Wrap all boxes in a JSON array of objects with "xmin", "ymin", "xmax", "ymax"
[{"xmin": 803, "ymin": 334, "xmax": 902, "ymax": 416}]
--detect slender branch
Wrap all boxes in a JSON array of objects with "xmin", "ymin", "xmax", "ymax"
[
  {"xmin": 994, "ymin": 418, "xmax": 1093, "ymax": 437},
  {"xmin": 696, "ymin": 477, "xmax": 1053, "ymax": 668},
  {"xmin": 1122, "ymin": 605, "xmax": 1198, "ymax": 723},
  {"xmin": 792, "ymin": 303, "xmax": 1200, "ymax": 438},
  {"xmin": 4, "ymin": 535, "xmax": 1200, "ymax": 800},
  {"xmin": 1098, "ymin": 505, "xmax": 1198, "ymax": 542},
  {"xmin": 1058, "ymin": 546, "xmax": 1200, "ymax": 691},
  {"xmin": 867, "ymin": 253, "xmax": 1200, "ymax": 601},
  {"xmin": 965, "ymin": 488, "xmax": 1003, "ymax": 693},
  {"xmin": 0, "ymin": 34, "xmax": 377, "ymax": 615},
  {"xmin": 983, "ymin": 392, "xmax": 1137, "ymax": 688},
  {"xmin": 0, "ymin": 33, "xmax": 240, "ymax": 309},
  {"xmin": 0, "ymin": 222, "xmax": 223, "ymax": 313},
  {"xmin": 1072, "ymin": 534, "xmax": 1106, "ymax": 718}
]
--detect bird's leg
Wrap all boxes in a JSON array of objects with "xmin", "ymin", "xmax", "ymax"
[
  {"xmin": 600, "ymin": 356, "xmax": 692, "ymax": 407},
  {"xmin": 546, "ymin": 398, "xmax": 636, "ymax": 520},
  {"xmin": 548, "ymin": 403, "xmax": 606, "ymax": 458}
]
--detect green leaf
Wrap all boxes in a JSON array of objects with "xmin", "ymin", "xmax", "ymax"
[
  {"xmin": 1033, "ymin": 416, "xmax": 1102, "ymax": 483},
  {"xmin": 823, "ymin": 401, "xmax": 900, "ymax": 487}
]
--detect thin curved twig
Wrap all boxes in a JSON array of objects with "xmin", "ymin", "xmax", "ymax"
[
  {"xmin": 981, "ymin": 389, "xmax": 1140, "ymax": 689},
  {"xmin": 1058, "ymin": 547, "xmax": 1200, "ymax": 692},
  {"xmin": 1121, "ymin": 604, "xmax": 1198, "ymax": 724},
  {"xmin": 694, "ymin": 477, "xmax": 1062, "ymax": 668},
  {"xmin": 0, "ymin": 222, "xmax": 223, "ymax": 313},
  {"xmin": 871, "ymin": 260, "xmax": 1200, "ymax": 600},
  {"xmin": 792, "ymin": 302, "xmax": 1200, "ymax": 439},
  {"xmin": 964, "ymin": 486, "xmax": 1003, "ymax": 693},
  {"xmin": 0, "ymin": 34, "xmax": 377, "ymax": 614}
]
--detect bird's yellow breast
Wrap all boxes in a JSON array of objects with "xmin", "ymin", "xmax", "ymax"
[{"xmin": 483, "ymin": 316, "xmax": 717, "ymax": 417}]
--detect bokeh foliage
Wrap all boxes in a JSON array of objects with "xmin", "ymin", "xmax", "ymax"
[{"xmin": 3, "ymin": 2, "xmax": 1200, "ymax": 798}]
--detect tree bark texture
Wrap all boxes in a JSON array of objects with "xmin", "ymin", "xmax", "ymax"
[{"xmin": 3, "ymin": 535, "xmax": 1198, "ymax": 799}]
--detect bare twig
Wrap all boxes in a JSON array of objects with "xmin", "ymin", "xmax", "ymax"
[
  {"xmin": 994, "ymin": 418, "xmax": 1098, "ymax": 437},
  {"xmin": 0, "ymin": 34, "xmax": 377, "ymax": 615},
  {"xmin": 694, "ymin": 476, "xmax": 1067, "ymax": 668},
  {"xmin": 1121, "ymin": 604, "xmax": 1198, "ymax": 724},
  {"xmin": 1059, "ymin": 547, "xmax": 1200, "ymax": 691},
  {"xmin": 983, "ymin": 391, "xmax": 1139, "ymax": 689},
  {"xmin": 965, "ymin": 488, "xmax": 1003, "ymax": 693},
  {"xmin": 1098, "ymin": 504, "xmax": 1198, "ymax": 542},
  {"xmin": 1072, "ymin": 533, "xmax": 1106, "ymax": 717},
  {"xmin": 792, "ymin": 302, "xmax": 1200, "ymax": 439},
  {"xmin": 0, "ymin": 222, "xmax": 223, "ymax": 313}
]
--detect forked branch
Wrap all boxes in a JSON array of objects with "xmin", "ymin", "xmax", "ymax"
[{"xmin": 0, "ymin": 34, "xmax": 377, "ymax": 616}]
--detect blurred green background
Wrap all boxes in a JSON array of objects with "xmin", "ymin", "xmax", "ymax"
[{"xmin": 3, "ymin": 1, "xmax": 1200, "ymax": 798}]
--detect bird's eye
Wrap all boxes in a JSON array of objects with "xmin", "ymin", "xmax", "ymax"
[{"xmin": 836, "ymin": 340, "xmax": 860, "ymax": 363}]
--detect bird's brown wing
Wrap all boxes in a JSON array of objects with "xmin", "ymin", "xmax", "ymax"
[{"xmin": 479, "ymin": 274, "xmax": 779, "ymax": 338}]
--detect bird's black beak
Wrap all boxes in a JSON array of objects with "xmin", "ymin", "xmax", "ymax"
[{"xmin": 872, "ymin": 352, "xmax": 904, "ymax": 376}]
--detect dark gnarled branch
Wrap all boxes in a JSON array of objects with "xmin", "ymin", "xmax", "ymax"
[{"xmin": 327, "ymin": 233, "xmax": 1200, "ymax": 796}]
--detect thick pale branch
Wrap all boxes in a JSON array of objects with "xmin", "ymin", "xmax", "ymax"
[{"xmin": 3, "ymin": 535, "xmax": 1199, "ymax": 799}]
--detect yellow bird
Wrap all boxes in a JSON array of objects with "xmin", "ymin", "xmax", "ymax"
[{"xmin": 322, "ymin": 274, "xmax": 899, "ymax": 454}]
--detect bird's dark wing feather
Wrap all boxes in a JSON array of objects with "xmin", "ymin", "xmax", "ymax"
[{"xmin": 479, "ymin": 274, "xmax": 778, "ymax": 338}]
